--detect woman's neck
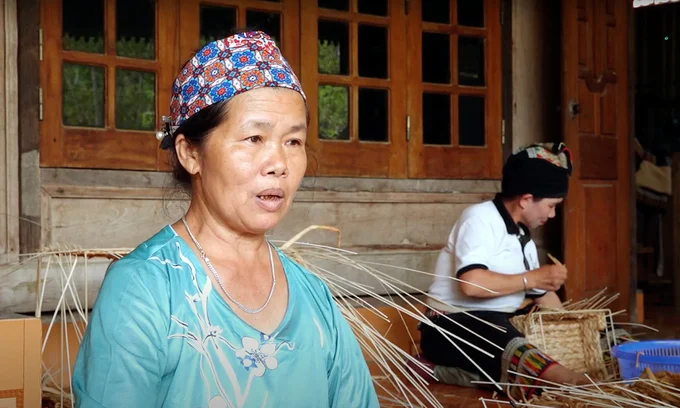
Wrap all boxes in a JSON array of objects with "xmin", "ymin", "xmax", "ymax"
[
  {"xmin": 502, "ymin": 198, "xmax": 524, "ymax": 226},
  {"xmin": 178, "ymin": 200, "xmax": 268, "ymax": 265}
]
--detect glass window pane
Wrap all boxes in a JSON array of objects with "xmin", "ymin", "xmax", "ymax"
[
  {"xmin": 200, "ymin": 5, "xmax": 237, "ymax": 47},
  {"xmin": 116, "ymin": 0, "xmax": 155, "ymax": 59},
  {"xmin": 318, "ymin": 20, "xmax": 349, "ymax": 75},
  {"xmin": 458, "ymin": 0, "xmax": 485, "ymax": 27},
  {"xmin": 62, "ymin": 63, "xmax": 105, "ymax": 128},
  {"xmin": 246, "ymin": 10, "xmax": 282, "ymax": 47},
  {"xmin": 358, "ymin": 25, "xmax": 388, "ymax": 79},
  {"xmin": 459, "ymin": 95, "xmax": 485, "ymax": 146},
  {"xmin": 458, "ymin": 36, "xmax": 485, "ymax": 86},
  {"xmin": 62, "ymin": 0, "xmax": 104, "ymax": 53},
  {"xmin": 116, "ymin": 69, "xmax": 156, "ymax": 131},
  {"xmin": 358, "ymin": 0, "xmax": 388, "ymax": 16},
  {"xmin": 423, "ymin": 93, "xmax": 450, "ymax": 145},
  {"xmin": 318, "ymin": 0, "xmax": 349, "ymax": 11},
  {"xmin": 318, "ymin": 85, "xmax": 349, "ymax": 140},
  {"xmin": 422, "ymin": 33, "xmax": 450, "ymax": 84},
  {"xmin": 422, "ymin": 0, "xmax": 450, "ymax": 24},
  {"xmin": 358, "ymin": 88, "xmax": 388, "ymax": 142}
]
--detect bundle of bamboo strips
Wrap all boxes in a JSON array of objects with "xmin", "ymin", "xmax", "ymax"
[
  {"xmin": 278, "ymin": 225, "xmax": 505, "ymax": 407},
  {"xmin": 479, "ymin": 367, "xmax": 680, "ymax": 407},
  {"xmin": 9, "ymin": 247, "xmax": 134, "ymax": 408}
]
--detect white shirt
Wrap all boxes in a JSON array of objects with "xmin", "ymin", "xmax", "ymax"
[{"xmin": 428, "ymin": 196, "xmax": 545, "ymax": 312}]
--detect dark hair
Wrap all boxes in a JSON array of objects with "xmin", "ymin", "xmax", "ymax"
[{"xmin": 168, "ymin": 100, "xmax": 231, "ymax": 191}]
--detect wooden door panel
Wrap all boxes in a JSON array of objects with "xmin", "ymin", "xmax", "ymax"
[
  {"xmin": 562, "ymin": 0, "xmax": 630, "ymax": 311},
  {"xmin": 579, "ymin": 136, "xmax": 618, "ymax": 180},
  {"xmin": 601, "ymin": 89, "xmax": 617, "ymax": 136},
  {"xmin": 578, "ymin": 82, "xmax": 596, "ymax": 134},
  {"xmin": 584, "ymin": 185, "xmax": 618, "ymax": 294},
  {"xmin": 577, "ymin": 1, "xmax": 593, "ymax": 68}
]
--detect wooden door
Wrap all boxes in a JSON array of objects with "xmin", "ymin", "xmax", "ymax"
[{"xmin": 561, "ymin": 0, "xmax": 631, "ymax": 311}]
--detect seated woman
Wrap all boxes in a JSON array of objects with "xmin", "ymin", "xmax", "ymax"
[
  {"xmin": 417, "ymin": 143, "xmax": 587, "ymax": 399},
  {"xmin": 72, "ymin": 31, "xmax": 379, "ymax": 408}
]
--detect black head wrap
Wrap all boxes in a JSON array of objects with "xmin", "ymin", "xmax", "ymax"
[{"xmin": 501, "ymin": 143, "xmax": 573, "ymax": 198}]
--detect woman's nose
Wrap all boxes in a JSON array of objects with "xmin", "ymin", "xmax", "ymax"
[{"xmin": 263, "ymin": 143, "xmax": 288, "ymax": 176}]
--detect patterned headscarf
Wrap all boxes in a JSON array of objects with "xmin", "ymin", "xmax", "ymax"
[
  {"xmin": 521, "ymin": 143, "xmax": 572, "ymax": 171},
  {"xmin": 157, "ymin": 31, "xmax": 305, "ymax": 149},
  {"xmin": 501, "ymin": 143, "xmax": 573, "ymax": 198}
]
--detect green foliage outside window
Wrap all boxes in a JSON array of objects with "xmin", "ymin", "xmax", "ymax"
[
  {"xmin": 317, "ymin": 40, "xmax": 348, "ymax": 140},
  {"xmin": 62, "ymin": 34, "xmax": 155, "ymax": 131}
]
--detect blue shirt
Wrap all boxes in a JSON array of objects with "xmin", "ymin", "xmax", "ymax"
[{"xmin": 73, "ymin": 226, "xmax": 379, "ymax": 408}]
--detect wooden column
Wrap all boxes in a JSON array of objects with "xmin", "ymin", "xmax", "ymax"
[
  {"xmin": 627, "ymin": 0, "xmax": 638, "ymax": 322},
  {"xmin": 0, "ymin": 0, "xmax": 19, "ymax": 264},
  {"xmin": 673, "ymin": 152, "xmax": 680, "ymax": 312},
  {"xmin": 17, "ymin": 0, "xmax": 41, "ymax": 254}
]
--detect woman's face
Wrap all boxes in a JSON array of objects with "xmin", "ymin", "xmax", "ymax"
[
  {"xmin": 185, "ymin": 87, "xmax": 308, "ymax": 235},
  {"xmin": 522, "ymin": 196, "xmax": 563, "ymax": 229}
]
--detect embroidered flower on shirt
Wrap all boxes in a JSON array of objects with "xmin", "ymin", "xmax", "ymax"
[
  {"xmin": 162, "ymin": 242, "xmax": 294, "ymax": 407},
  {"xmin": 235, "ymin": 335, "xmax": 279, "ymax": 377},
  {"xmin": 209, "ymin": 395, "xmax": 227, "ymax": 408}
]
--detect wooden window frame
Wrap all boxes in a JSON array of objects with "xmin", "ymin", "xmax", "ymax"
[
  {"xmin": 302, "ymin": 0, "xmax": 502, "ymax": 179},
  {"xmin": 177, "ymin": 0, "xmax": 300, "ymax": 74},
  {"xmin": 39, "ymin": 0, "xmax": 501, "ymax": 180},
  {"xmin": 406, "ymin": 0, "xmax": 502, "ymax": 179},
  {"xmin": 301, "ymin": 0, "xmax": 408, "ymax": 178},
  {"xmin": 40, "ymin": 0, "xmax": 180, "ymax": 170}
]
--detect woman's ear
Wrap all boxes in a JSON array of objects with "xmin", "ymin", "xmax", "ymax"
[
  {"xmin": 518, "ymin": 193, "xmax": 534, "ymax": 210},
  {"xmin": 175, "ymin": 134, "xmax": 201, "ymax": 176}
]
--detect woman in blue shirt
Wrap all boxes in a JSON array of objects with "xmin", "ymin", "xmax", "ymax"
[{"xmin": 72, "ymin": 30, "xmax": 379, "ymax": 408}]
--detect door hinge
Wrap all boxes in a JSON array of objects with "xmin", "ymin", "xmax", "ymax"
[
  {"xmin": 406, "ymin": 115, "xmax": 411, "ymax": 142},
  {"xmin": 500, "ymin": 1, "xmax": 505, "ymax": 25},
  {"xmin": 501, "ymin": 119, "xmax": 506, "ymax": 144},
  {"xmin": 405, "ymin": 0, "xmax": 410, "ymax": 15},
  {"xmin": 39, "ymin": 87, "xmax": 43, "ymax": 121},
  {"xmin": 39, "ymin": 28, "xmax": 43, "ymax": 61}
]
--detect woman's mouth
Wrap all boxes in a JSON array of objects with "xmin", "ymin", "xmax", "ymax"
[{"xmin": 255, "ymin": 189, "xmax": 285, "ymax": 212}]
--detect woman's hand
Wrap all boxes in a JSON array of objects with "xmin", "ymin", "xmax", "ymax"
[{"xmin": 525, "ymin": 264, "xmax": 568, "ymax": 291}]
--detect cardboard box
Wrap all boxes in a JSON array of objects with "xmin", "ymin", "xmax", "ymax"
[{"xmin": 0, "ymin": 314, "xmax": 42, "ymax": 408}]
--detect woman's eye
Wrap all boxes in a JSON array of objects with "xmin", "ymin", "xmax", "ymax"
[
  {"xmin": 246, "ymin": 135, "xmax": 262, "ymax": 143},
  {"xmin": 287, "ymin": 139, "xmax": 302, "ymax": 146}
]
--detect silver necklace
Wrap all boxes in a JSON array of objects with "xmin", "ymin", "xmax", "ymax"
[{"xmin": 181, "ymin": 217, "xmax": 276, "ymax": 314}]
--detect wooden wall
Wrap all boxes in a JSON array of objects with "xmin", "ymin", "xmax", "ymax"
[
  {"xmin": 0, "ymin": 0, "xmax": 19, "ymax": 265},
  {"xmin": 2, "ymin": 173, "xmax": 496, "ymax": 313}
]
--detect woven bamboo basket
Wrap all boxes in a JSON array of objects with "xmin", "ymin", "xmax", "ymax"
[{"xmin": 510, "ymin": 310, "xmax": 610, "ymax": 377}]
